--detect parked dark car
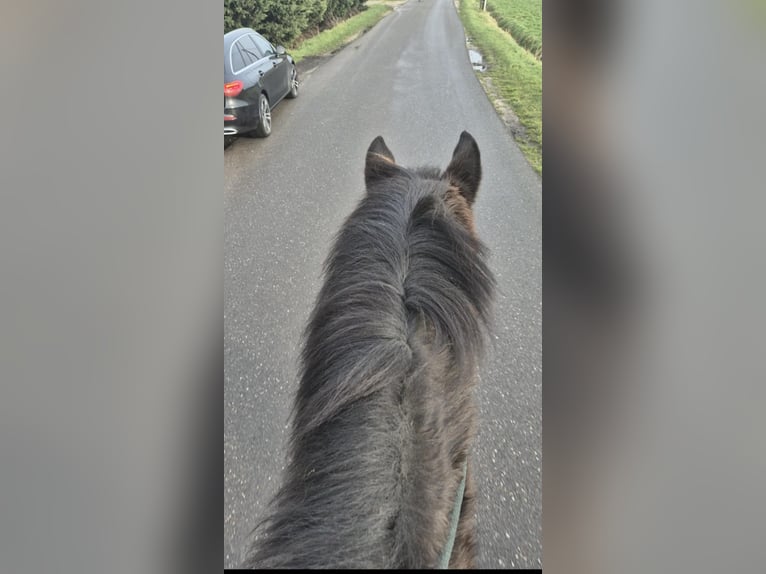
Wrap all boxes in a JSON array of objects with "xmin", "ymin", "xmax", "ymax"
[{"xmin": 224, "ymin": 28, "xmax": 299, "ymax": 138}]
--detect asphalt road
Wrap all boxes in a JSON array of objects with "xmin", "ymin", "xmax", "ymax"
[{"xmin": 224, "ymin": 0, "xmax": 541, "ymax": 568}]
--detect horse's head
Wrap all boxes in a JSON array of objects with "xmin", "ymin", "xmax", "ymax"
[
  {"xmin": 245, "ymin": 131, "xmax": 493, "ymax": 570},
  {"xmin": 363, "ymin": 131, "xmax": 482, "ymax": 236}
]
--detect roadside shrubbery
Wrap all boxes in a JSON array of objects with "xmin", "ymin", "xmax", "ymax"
[
  {"xmin": 224, "ymin": 0, "xmax": 367, "ymax": 47},
  {"xmin": 485, "ymin": 0, "xmax": 542, "ymax": 60},
  {"xmin": 459, "ymin": 0, "xmax": 542, "ymax": 174}
]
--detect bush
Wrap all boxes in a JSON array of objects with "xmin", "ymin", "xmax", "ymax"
[
  {"xmin": 224, "ymin": 0, "xmax": 267, "ymax": 34},
  {"xmin": 324, "ymin": 0, "xmax": 365, "ymax": 24},
  {"xmin": 224, "ymin": 0, "xmax": 363, "ymax": 47}
]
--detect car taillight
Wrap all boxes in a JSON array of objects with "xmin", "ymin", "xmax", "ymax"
[{"xmin": 224, "ymin": 80, "xmax": 243, "ymax": 98}]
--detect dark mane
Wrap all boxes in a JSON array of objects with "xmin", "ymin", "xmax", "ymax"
[{"xmin": 244, "ymin": 133, "xmax": 494, "ymax": 569}]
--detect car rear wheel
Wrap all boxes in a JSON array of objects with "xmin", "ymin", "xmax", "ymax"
[
  {"xmin": 253, "ymin": 93, "xmax": 271, "ymax": 137},
  {"xmin": 286, "ymin": 66, "xmax": 299, "ymax": 99}
]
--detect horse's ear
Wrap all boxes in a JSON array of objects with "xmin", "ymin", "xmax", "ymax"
[
  {"xmin": 365, "ymin": 136, "xmax": 398, "ymax": 186},
  {"xmin": 443, "ymin": 131, "xmax": 482, "ymax": 205}
]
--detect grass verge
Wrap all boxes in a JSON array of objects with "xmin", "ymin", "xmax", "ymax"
[
  {"xmin": 458, "ymin": 0, "xmax": 542, "ymax": 174},
  {"xmin": 484, "ymin": 0, "xmax": 542, "ymax": 59},
  {"xmin": 290, "ymin": 4, "xmax": 392, "ymax": 63}
]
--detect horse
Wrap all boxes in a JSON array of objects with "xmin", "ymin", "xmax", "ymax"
[{"xmin": 243, "ymin": 132, "xmax": 495, "ymax": 569}]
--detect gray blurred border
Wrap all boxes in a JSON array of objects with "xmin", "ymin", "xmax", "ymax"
[
  {"xmin": 0, "ymin": 1, "xmax": 221, "ymax": 573},
  {"xmin": 543, "ymin": 0, "xmax": 766, "ymax": 573}
]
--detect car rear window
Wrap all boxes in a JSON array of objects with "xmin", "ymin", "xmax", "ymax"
[
  {"xmin": 230, "ymin": 42, "xmax": 246, "ymax": 74},
  {"xmin": 241, "ymin": 36, "xmax": 263, "ymax": 60},
  {"xmin": 231, "ymin": 38, "xmax": 261, "ymax": 73},
  {"xmin": 251, "ymin": 34, "xmax": 275, "ymax": 57}
]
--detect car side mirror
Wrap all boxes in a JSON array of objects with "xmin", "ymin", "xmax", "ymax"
[{"xmin": 275, "ymin": 45, "xmax": 286, "ymax": 56}]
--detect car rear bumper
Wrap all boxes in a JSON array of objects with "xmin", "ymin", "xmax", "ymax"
[
  {"xmin": 224, "ymin": 113, "xmax": 253, "ymax": 135},
  {"xmin": 224, "ymin": 99, "xmax": 257, "ymax": 135}
]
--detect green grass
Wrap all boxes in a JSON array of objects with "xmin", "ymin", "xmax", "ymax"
[
  {"xmin": 485, "ymin": 0, "xmax": 542, "ymax": 59},
  {"xmin": 459, "ymin": 0, "xmax": 542, "ymax": 174},
  {"xmin": 290, "ymin": 5, "xmax": 391, "ymax": 62}
]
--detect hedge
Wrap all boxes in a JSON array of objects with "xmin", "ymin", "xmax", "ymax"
[{"xmin": 224, "ymin": 0, "xmax": 367, "ymax": 47}]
